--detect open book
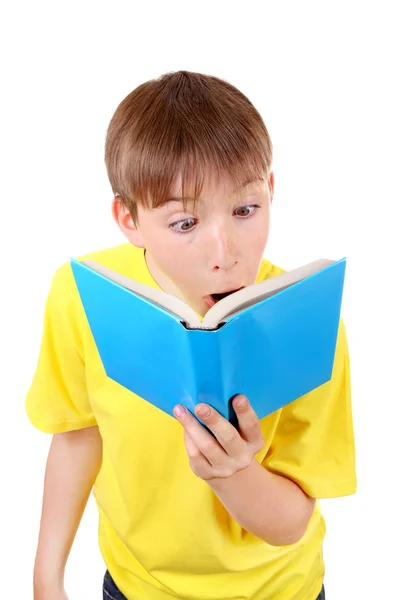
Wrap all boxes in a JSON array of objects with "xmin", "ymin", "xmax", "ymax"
[
  {"xmin": 77, "ymin": 257, "xmax": 336, "ymax": 329},
  {"xmin": 70, "ymin": 256, "xmax": 346, "ymax": 427}
]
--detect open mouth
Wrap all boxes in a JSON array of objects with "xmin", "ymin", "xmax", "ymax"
[
  {"xmin": 211, "ymin": 288, "xmax": 243, "ymax": 301},
  {"xmin": 204, "ymin": 287, "xmax": 244, "ymax": 308}
]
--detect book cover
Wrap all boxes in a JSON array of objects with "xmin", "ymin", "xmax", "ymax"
[{"xmin": 70, "ymin": 257, "xmax": 346, "ymax": 427}]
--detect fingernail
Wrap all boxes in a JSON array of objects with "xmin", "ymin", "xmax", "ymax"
[
  {"xmin": 174, "ymin": 405, "xmax": 186, "ymax": 418},
  {"xmin": 196, "ymin": 404, "xmax": 211, "ymax": 418},
  {"xmin": 235, "ymin": 396, "xmax": 247, "ymax": 408}
]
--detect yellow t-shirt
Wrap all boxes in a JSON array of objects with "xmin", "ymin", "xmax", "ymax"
[{"xmin": 26, "ymin": 243, "xmax": 357, "ymax": 600}]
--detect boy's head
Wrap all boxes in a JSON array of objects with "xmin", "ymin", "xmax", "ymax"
[{"xmin": 105, "ymin": 70, "xmax": 274, "ymax": 316}]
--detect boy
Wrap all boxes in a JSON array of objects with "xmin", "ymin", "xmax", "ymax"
[{"xmin": 26, "ymin": 70, "xmax": 356, "ymax": 600}]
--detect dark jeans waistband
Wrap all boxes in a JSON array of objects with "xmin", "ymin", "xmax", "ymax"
[{"xmin": 102, "ymin": 570, "xmax": 326, "ymax": 600}]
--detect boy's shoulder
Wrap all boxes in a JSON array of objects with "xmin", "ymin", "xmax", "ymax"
[
  {"xmin": 258, "ymin": 258, "xmax": 286, "ymax": 282},
  {"xmin": 48, "ymin": 243, "xmax": 146, "ymax": 308},
  {"xmin": 77, "ymin": 242, "xmax": 146, "ymax": 276}
]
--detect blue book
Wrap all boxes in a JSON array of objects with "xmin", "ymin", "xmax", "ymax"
[{"xmin": 70, "ymin": 257, "xmax": 346, "ymax": 429}]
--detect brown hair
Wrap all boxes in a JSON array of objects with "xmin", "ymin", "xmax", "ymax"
[{"xmin": 105, "ymin": 70, "xmax": 273, "ymax": 223}]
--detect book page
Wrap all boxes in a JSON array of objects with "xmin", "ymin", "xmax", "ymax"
[
  {"xmin": 201, "ymin": 258, "xmax": 335, "ymax": 328},
  {"xmin": 80, "ymin": 260, "xmax": 202, "ymax": 327}
]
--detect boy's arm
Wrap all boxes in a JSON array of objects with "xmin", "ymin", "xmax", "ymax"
[
  {"xmin": 33, "ymin": 426, "xmax": 102, "ymax": 599},
  {"xmin": 174, "ymin": 396, "xmax": 315, "ymax": 546},
  {"xmin": 207, "ymin": 458, "xmax": 315, "ymax": 545}
]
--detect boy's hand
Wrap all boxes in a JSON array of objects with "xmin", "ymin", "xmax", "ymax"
[{"xmin": 173, "ymin": 395, "xmax": 264, "ymax": 481}]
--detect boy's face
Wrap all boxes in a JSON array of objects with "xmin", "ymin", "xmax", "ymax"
[{"xmin": 113, "ymin": 172, "xmax": 274, "ymax": 317}]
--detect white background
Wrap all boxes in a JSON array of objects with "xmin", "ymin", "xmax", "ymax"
[{"xmin": 1, "ymin": 1, "xmax": 399, "ymax": 598}]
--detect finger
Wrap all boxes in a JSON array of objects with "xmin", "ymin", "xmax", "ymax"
[
  {"xmin": 232, "ymin": 395, "xmax": 264, "ymax": 447},
  {"xmin": 174, "ymin": 404, "xmax": 228, "ymax": 466},
  {"xmin": 194, "ymin": 403, "xmax": 246, "ymax": 458},
  {"xmin": 183, "ymin": 430, "xmax": 217, "ymax": 479},
  {"xmin": 183, "ymin": 430, "xmax": 208, "ymax": 462}
]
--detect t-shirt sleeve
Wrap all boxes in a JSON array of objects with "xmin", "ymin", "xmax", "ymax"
[
  {"xmin": 25, "ymin": 263, "xmax": 97, "ymax": 434},
  {"xmin": 262, "ymin": 318, "xmax": 357, "ymax": 498}
]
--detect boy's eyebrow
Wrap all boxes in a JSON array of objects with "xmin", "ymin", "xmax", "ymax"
[{"xmin": 165, "ymin": 178, "xmax": 264, "ymax": 204}]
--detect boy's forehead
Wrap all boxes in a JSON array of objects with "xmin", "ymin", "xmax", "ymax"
[{"xmin": 167, "ymin": 174, "xmax": 266, "ymax": 204}]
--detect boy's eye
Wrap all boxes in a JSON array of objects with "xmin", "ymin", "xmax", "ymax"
[
  {"xmin": 234, "ymin": 205, "xmax": 257, "ymax": 217},
  {"xmin": 170, "ymin": 218, "xmax": 197, "ymax": 233}
]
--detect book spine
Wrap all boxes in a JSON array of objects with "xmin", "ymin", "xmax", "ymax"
[
  {"xmin": 186, "ymin": 329, "xmax": 227, "ymax": 419},
  {"xmin": 186, "ymin": 323, "xmax": 242, "ymax": 427}
]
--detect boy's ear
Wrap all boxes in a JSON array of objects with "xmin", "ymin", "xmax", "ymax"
[
  {"xmin": 268, "ymin": 171, "xmax": 275, "ymax": 203},
  {"xmin": 111, "ymin": 197, "xmax": 144, "ymax": 248}
]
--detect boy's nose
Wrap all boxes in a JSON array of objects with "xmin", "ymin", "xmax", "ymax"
[{"xmin": 207, "ymin": 227, "xmax": 239, "ymax": 271}]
